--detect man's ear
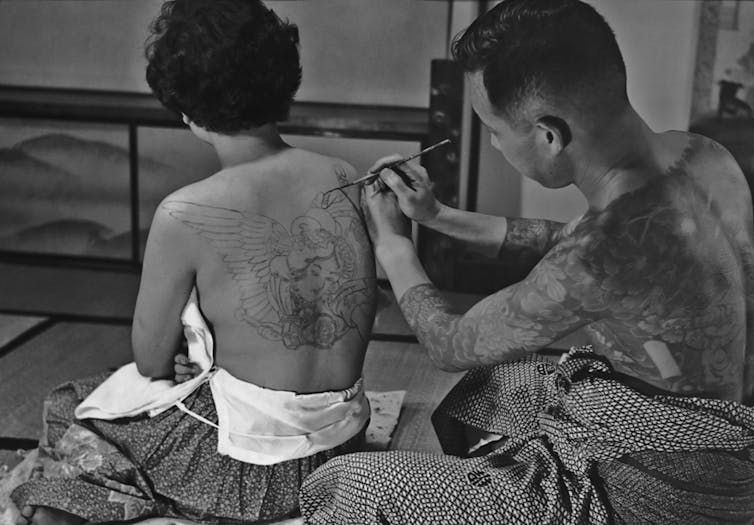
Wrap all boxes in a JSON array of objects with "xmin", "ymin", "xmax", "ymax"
[{"xmin": 535, "ymin": 116, "xmax": 572, "ymax": 155}]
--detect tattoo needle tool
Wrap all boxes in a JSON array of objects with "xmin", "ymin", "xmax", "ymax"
[{"xmin": 323, "ymin": 138, "xmax": 452, "ymax": 195}]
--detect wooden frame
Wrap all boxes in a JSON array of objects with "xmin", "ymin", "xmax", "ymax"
[{"xmin": 0, "ymin": 86, "xmax": 437, "ymax": 271}]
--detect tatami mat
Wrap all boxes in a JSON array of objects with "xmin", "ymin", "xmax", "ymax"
[
  {"xmin": 0, "ymin": 315, "xmax": 48, "ymax": 350},
  {"xmin": 363, "ymin": 340, "xmax": 464, "ymax": 453},
  {"xmin": 0, "ymin": 263, "xmax": 138, "ymax": 321},
  {"xmin": 0, "ymin": 322, "xmax": 131, "ymax": 439}
]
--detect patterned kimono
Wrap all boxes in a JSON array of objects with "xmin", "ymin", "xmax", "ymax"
[
  {"xmin": 11, "ymin": 373, "xmax": 364, "ymax": 523},
  {"xmin": 300, "ymin": 347, "xmax": 754, "ymax": 525}
]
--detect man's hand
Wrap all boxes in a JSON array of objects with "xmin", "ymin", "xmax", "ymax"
[
  {"xmin": 361, "ymin": 179, "xmax": 412, "ymax": 251},
  {"xmin": 174, "ymin": 353, "xmax": 201, "ymax": 384},
  {"xmin": 368, "ymin": 155, "xmax": 442, "ymax": 223}
]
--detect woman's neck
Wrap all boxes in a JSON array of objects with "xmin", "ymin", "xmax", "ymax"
[{"xmin": 210, "ymin": 123, "xmax": 289, "ymax": 169}]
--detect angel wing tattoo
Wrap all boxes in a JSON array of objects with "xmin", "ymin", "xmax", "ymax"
[{"xmin": 163, "ymin": 190, "xmax": 374, "ymax": 350}]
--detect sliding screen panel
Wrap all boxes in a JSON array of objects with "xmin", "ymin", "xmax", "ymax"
[
  {"xmin": 136, "ymin": 126, "xmax": 220, "ymax": 258},
  {"xmin": 0, "ymin": 118, "xmax": 131, "ymax": 259}
]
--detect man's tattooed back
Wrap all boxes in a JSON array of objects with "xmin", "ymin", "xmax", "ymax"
[{"xmin": 398, "ymin": 132, "xmax": 754, "ymax": 404}]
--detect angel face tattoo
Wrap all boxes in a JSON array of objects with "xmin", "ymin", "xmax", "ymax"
[{"xmin": 164, "ymin": 185, "xmax": 375, "ymax": 350}]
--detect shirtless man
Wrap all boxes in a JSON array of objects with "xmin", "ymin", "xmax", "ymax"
[
  {"xmin": 300, "ymin": 1, "xmax": 754, "ymax": 523},
  {"xmin": 13, "ymin": 1, "xmax": 375, "ymax": 524}
]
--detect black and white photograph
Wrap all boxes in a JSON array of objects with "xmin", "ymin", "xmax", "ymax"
[{"xmin": 0, "ymin": 1, "xmax": 753, "ymax": 524}]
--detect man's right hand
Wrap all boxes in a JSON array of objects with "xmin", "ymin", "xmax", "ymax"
[
  {"xmin": 174, "ymin": 353, "xmax": 201, "ymax": 384},
  {"xmin": 369, "ymin": 155, "xmax": 443, "ymax": 223}
]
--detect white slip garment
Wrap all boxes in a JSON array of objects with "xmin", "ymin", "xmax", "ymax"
[{"xmin": 75, "ymin": 289, "xmax": 370, "ymax": 465}]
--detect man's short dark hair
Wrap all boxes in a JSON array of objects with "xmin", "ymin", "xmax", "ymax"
[
  {"xmin": 146, "ymin": 0, "xmax": 301, "ymax": 134},
  {"xmin": 453, "ymin": 0, "xmax": 627, "ymax": 126}
]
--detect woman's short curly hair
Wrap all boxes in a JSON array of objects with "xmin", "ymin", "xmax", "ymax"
[{"xmin": 145, "ymin": 0, "xmax": 301, "ymax": 134}]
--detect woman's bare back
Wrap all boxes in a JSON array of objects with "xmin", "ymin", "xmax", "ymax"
[{"xmin": 162, "ymin": 149, "xmax": 377, "ymax": 393}]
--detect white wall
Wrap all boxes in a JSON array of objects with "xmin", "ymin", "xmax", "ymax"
[
  {"xmin": 598, "ymin": 0, "xmax": 699, "ymax": 132},
  {"xmin": 474, "ymin": 0, "xmax": 701, "ymax": 221},
  {"xmin": 268, "ymin": 0, "xmax": 449, "ymax": 107},
  {"xmin": 0, "ymin": 0, "xmax": 449, "ymax": 107},
  {"xmin": 0, "ymin": 0, "xmax": 158, "ymax": 92}
]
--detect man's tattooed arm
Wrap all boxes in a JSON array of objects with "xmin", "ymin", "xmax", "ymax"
[
  {"xmin": 398, "ymin": 240, "xmax": 593, "ymax": 371},
  {"xmin": 398, "ymin": 284, "xmax": 484, "ymax": 371}
]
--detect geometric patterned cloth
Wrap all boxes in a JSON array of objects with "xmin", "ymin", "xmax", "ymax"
[
  {"xmin": 11, "ymin": 373, "xmax": 365, "ymax": 523},
  {"xmin": 300, "ymin": 347, "xmax": 754, "ymax": 524}
]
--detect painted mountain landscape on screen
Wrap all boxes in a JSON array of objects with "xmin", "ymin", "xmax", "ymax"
[{"xmin": 0, "ymin": 132, "xmax": 204, "ymax": 258}]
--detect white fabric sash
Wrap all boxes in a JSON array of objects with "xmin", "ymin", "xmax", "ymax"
[{"xmin": 75, "ymin": 289, "xmax": 370, "ymax": 465}]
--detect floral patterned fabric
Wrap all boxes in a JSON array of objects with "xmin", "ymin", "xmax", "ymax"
[{"xmin": 11, "ymin": 373, "xmax": 365, "ymax": 524}]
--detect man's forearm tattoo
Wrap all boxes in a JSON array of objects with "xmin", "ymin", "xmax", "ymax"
[
  {"xmin": 399, "ymin": 283, "xmax": 476, "ymax": 370},
  {"xmin": 398, "ymin": 283, "xmax": 534, "ymax": 371}
]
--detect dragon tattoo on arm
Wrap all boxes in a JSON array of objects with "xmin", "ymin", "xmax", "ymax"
[{"xmin": 399, "ymin": 236, "xmax": 595, "ymax": 371}]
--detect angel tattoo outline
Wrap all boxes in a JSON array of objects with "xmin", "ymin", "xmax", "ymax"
[{"xmin": 163, "ymin": 190, "xmax": 374, "ymax": 350}]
